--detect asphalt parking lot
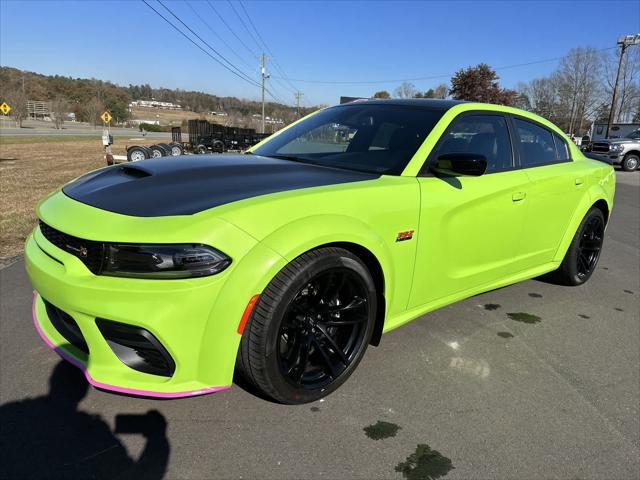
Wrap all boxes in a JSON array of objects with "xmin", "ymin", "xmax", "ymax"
[{"xmin": 1, "ymin": 172, "xmax": 638, "ymax": 480}]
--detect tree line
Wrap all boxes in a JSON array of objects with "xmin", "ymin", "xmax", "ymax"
[
  {"xmin": 370, "ymin": 46, "xmax": 640, "ymax": 135},
  {"xmin": 0, "ymin": 66, "xmax": 311, "ymax": 128}
]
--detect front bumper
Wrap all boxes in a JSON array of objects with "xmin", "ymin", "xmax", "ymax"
[
  {"xmin": 25, "ymin": 200, "xmax": 287, "ymax": 398},
  {"xmin": 31, "ymin": 291, "xmax": 229, "ymax": 398}
]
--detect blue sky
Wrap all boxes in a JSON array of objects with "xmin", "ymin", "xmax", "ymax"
[{"xmin": 1, "ymin": 0, "xmax": 639, "ymax": 107}]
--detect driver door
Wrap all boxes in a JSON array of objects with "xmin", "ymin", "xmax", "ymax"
[{"xmin": 408, "ymin": 113, "xmax": 530, "ymax": 309}]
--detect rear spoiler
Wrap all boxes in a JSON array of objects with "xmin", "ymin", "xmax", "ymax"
[{"xmin": 584, "ymin": 153, "xmax": 613, "ymax": 165}]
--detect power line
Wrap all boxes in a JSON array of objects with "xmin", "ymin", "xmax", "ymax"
[
  {"xmin": 237, "ymin": 0, "xmax": 298, "ymax": 93},
  {"xmin": 227, "ymin": 0, "xmax": 263, "ymax": 54},
  {"xmin": 155, "ymin": 0, "xmax": 259, "ymax": 86},
  {"xmin": 141, "ymin": 0, "xmax": 262, "ymax": 89},
  {"xmin": 206, "ymin": 0, "xmax": 259, "ymax": 60},
  {"xmin": 185, "ymin": 0, "xmax": 256, "ymax": 73},
  {"xmin": 270, "ymin": 46, "xmax": 620, "ymax": 85}
]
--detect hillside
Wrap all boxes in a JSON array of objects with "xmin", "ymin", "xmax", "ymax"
[{"xmin": 0, "ymin": 66, "xmax": 314, "ymax": 128}]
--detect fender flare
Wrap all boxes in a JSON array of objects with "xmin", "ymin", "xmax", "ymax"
[{"xmin": 553, "ymin": 184, "xmax": 613, "ymax": 263}]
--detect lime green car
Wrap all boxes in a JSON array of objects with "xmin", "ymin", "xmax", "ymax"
[{"xmin": 26, "ymin": 99, "xmax": 615, "ymax": 403}]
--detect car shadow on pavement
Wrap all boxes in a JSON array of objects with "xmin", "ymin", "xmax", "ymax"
[{"xmin": 0, "ymin": 359, "xmax": 170, "ymax": 479}]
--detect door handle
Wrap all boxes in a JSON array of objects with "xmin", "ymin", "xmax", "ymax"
[
  {"xmin": 575, "ymin": 178, "xmax": 584, "ymax": 186},
  {"xmin": 512, "ymin": 192, "xmax": 526, "ymax": 202}
]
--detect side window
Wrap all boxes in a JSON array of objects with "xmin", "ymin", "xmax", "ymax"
[
  {"xmin": 553, "ymin": 133, "xmax": 570, "ymax": 161},
  {"xmin": 431, "ymin": 115, "xmax": 513, "ymax": 173},
  {"xmin": 513, "ymin": 118, "xmax": 557, "ymax": 167}
]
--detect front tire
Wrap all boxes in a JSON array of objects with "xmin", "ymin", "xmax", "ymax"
[
  {"xmin": 547, "ymin": 207, "xmax": 605, "ymax": 286},
  {"xmin": 237, "ymin": 247, "xmax": 376, "ymax": 404},
  {"xmin": 621, "ymin": 154, "xmax": 639, "ymax": 172}
]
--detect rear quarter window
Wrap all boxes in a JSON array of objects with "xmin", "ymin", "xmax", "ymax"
[{"xmin": 514, "ymin": 118, "xmax": 558, "ymax": 167}]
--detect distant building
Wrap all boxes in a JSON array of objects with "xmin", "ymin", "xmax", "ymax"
[
  {"xmin": 340, "ymin": 96, "xmax": 368, "ymax": 104},
  {"xmin": 129, "ymin": 119, "xmax": 160, "ymax": 126},
  {"xmin": 129, "ymin": 100, "xmax": 182, "ymax": 110},
  {"xmin": 27, "ymin": 100, "xmax": 51, "ymax": 119}
]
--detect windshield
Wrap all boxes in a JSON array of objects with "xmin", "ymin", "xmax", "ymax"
[{"xmin": 252, "ymin": 104, "xmax": 446, "ymax": 175}]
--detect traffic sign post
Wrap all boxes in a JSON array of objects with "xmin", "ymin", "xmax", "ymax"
[
  {"xmin": 0, "ymin": 102, "xmax": 10, "ymax": 128},
  {"xmin": 100, "ymin": 111, "xmax": 112, "ymax": 124},
  {"xmin": 101, "ymin": 111, "xmax": 114, "ymax": 165}
]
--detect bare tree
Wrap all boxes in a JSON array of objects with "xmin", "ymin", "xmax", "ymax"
[
  {"xmin": 51, "ymin": 97, "xmax": 70, "ymax": 129},
  {"xmin": 394, "ymin": 82, "xmax": 417, "ymax": 99},
  {"xmin": 3, "ymin": 87, "xmax": 28, "ymax": 127},
  {"xmin": 603, "ymin": 47, "xmax": 640, "ymax": 123},
  {"xmin": 83, "ymin": 97, "xmax": 104, "ymax": 127},
  {"xmin": 433, "ymin": 83, "xmax": 448, "ymax": 99},
  {"xmin": 555, "ymin": 47, "xmax": 602, "ymax": 133}
]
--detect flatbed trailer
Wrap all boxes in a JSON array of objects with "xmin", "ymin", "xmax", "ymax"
[{"xmin": 123, "ymin": 120, "xmax": 271, "ymax": 163}]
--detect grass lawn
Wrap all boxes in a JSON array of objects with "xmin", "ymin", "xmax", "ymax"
[{"xmin": 0, "ymin": 137, "xmax": 158, "ymax": 259}]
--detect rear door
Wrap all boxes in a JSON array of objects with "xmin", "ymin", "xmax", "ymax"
[
  {"xmin": 408, "ymin": 112, "xmax": 531, "ymax": 308},
  {"xmin": 509, "ymin": 116, "xmax": 584, "ymax": 270}
]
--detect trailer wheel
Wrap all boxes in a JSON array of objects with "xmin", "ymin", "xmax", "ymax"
[
  {"xmin": 212, "ymin": 141, "xmax": 224, "ymax": 153},
  {"xmin": 158, "ymin": 143, "xmax": 173, "ymax": 155},
  {"xmin": 149, "ymin": 145, "xmax": 165, "ymax": 158},
  {"xmin": 127, "ymin": 146, "xmax": 149, "ymax": 162},
  {"xmin": 196, "ymin": 144, "xmax": 208, "ymax": 155},
  {"xmin": 168, "ymin": 142, "xmax": 184, "ymax": 156}
]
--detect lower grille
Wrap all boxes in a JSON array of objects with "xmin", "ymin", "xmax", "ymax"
[
  {"xmin": 95, "ymin": 319, "xmax": 175, "ymax": 377},
  {"xmin": 43, "ymin": 299, "xmax": 89, "ymax": 354},
  {"xmin": 591, "ymin": 142, "xmax": 611, "ymax": 153},
  {"xmin": 39, "ymin": 221, "xmax": 104, "ymax": 274}
]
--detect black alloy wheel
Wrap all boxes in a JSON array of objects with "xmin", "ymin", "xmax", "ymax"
[
  {"xmin": 576, "ymin": 214, "xmax": 604, "ymax": 278},
  {"xmin": 236, "ymin": 247, "xmax": 377, "ymax": 404},
  {"xmin": 277, "ymin": 268, "xmax": 370, "ymax": 390},
  {"xmin": 544, "ymin": 207, "xmax": 605, "ymax": 286}
]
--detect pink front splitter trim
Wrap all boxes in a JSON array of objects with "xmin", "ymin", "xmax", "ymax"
[{"xmin": 31, "ymin": 291, "xmax": 231, "ymax": 399}]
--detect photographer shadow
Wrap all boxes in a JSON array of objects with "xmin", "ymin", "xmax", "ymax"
[{"xmin": 0, "ymin": 359, "xmax": 170, "ymax": 479}]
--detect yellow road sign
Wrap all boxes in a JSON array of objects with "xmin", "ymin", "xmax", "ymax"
[
  {"xmin": 101, "ymin": 111, "xmax": 112, "ymax": 124},
  {"xmin": 0, "ymin": 102, "xmax": 11, "ymax": 115}
]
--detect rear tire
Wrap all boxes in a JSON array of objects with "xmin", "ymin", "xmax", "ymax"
[
  {"xmin": 157, "ymin": 143, "xmax": 172, "ymax": 155},
  {"xmin": 149, "ymin": 145, "xmax": 166, "ymax": 158},
  {"xmin": 237, "ymin": 247, "xmax": 376, "ymax": 404},
  {"xmin": 545, "ymin": 207, "xmax": 605, "ymax": 286},
  {"xmin": 127, "ymin": 146, "xmax": 149, "ymax": 162},
  {"xmin": 169, "ymin": 142, "xmax": 184, "ymax": 156},
  {"xmin": 621, "ymin": 154, "xmax": 639, "ymax": 172},
  {"xmin": 212, "ymin": 140, "xmax": 224, "ymax": 153},
  {"xmin": 196, "ymin": 144, "xmax": 208, "ymax": 154}
]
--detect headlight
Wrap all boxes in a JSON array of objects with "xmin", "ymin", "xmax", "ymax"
[
  {"xmin": 611, "ymin": 144, "xmax": 624, "ymax": 152},
  {"xmin": 102, "ymin": 244, "xmax": 231, "ymax": 279}
]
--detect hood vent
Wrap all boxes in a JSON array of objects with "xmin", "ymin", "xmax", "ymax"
[{"xmin": 119, "ymin": 164, "xmax": 153, "ymax": 178}]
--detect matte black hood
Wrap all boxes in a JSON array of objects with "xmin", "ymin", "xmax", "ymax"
[{"xmin": 63, "ymin": 155, "xmax": 379, "ymax": 217}]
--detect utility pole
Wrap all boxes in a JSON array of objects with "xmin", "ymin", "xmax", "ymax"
[
  {"xmin": 294, "ymin": 91, "xmax": 303, "ymax": 118},
  {"xmin": 260, "ymin": 53, "xmax": 270, "ymax": 134},
  {"xmin": 606, "ymin": 34, "xmax": 640, "ymax": 138}
]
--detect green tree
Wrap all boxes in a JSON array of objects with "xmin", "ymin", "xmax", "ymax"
[
  {"xmin": 450, "ymin": 64, "xmax": 516, "ymax": 105},
  {"xmin": 372, "ymin": 90, "xmax": 390, "ymax": 99}
]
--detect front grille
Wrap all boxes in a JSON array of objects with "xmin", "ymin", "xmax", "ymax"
[
  {"xmin": 39, "ymin": 221, "xmax": 105, "ymax": 274},
  {"xmin": 43, "ymin": 299, "xmax": 89, "ymax": 354},
  {"xmin": 591, "ymin": 142, "xmax": 611, "ymax": 153},
  {"xmin": 96, "ymin": 319, "xmax": 176, "ymax": 377}
]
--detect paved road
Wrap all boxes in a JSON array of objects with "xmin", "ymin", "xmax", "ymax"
[
  {"xmin": 1, "ymin": 173, "xmax": 638, "ymax": 480},
  {"xmin": 0, "ymin": 126, "xmax": 171, "ymax": 138}
]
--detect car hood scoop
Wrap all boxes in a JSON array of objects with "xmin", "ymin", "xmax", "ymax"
[{"xmin": 62, "ymin": 154, "xmax": 379, "ymax": 217}]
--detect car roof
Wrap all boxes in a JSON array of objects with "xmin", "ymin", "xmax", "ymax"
[{"xmin": 335, "ymin": 98, "xmax": 466, "ymax": 110}]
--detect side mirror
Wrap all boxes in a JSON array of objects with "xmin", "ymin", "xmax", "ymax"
[{"xmin": 433, "ymin": 153, "xmax": 487, "ymax": 176}]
